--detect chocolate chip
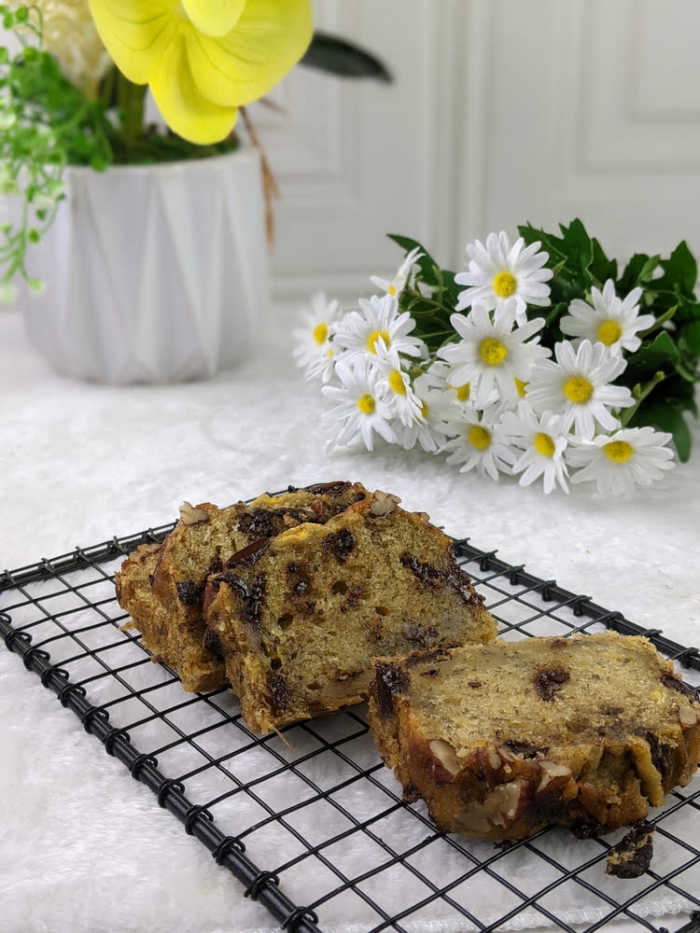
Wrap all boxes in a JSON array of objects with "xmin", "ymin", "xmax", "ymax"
[
  {"xmin": 644, "ymin": 731, "xmax": 674, "ymax": 782},
  {"xmin": 570, "ymin": 819, "xmax": 605, "ymax": 840},
  {"xmin": 404, "ymin": 623, "xmax": 438, "ymax": 648},
  {"xmin": 606, "ymin": 821, "xmax": 654, "ymax": 879},
  {"xmin": 322, "ymin": 529, "xmax": 356, "ymax": 562},
  {"xmin": 222, "ymin": 572, "xmax": 266, "ymax": 627},
  {"xmin": 400, "ymin": 552, "xmax": 482, "ymax": 607},
  {"xmin": 405, "ymin": 647, "xmax": 452, "ymax": 667},
  {"xmin": 400, "ymin": 552, "xmax": 441, "ymax": 585},
  {"xmin": 209, "ymin": 555, "xmax": 224, "ymax": 574},
  {"xmin": 661, "ymin": 672, "xmax": 697, "ymax": 700},
  {"xmin": 602, "ymin": 706, "xmax": 624, "ymax": 717},
  {"xmin": 372, "ymin": 662, "xmax": 409, "ymax": 718},
  {"xmin": 502, "ymin": 740, "xmax": 548, "ymax": 759},
  {"xmin": 226, "ymin": 538, "xmax": 269, "ymax": 568},
  {"xmin": 340, "ymin": 585, "xmax": 364, "ymax": 612},
  {"xmin": 203, "ymin": 628, "xmax": 224, "ymax": 659},
  {"xmin": 534, "ymin": 667, "xmax": 570, "ymax": 701},
  {"xmin": 305, "ymin": 481, "xmax": 351, "ymax": 496},
  {"xmin": 175, "ymin": 580, "xmax": 204, "ymax": 606},
  {"xmin": 468, "ymin": 681, "xmax": 482, "ymax": 689},
  {"xmin": 266, "ymin": 670, "xmax": 290, "ymax": 714}
]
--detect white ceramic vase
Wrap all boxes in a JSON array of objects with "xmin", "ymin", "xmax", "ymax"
[{"xmin": 17, "ymin": 147, "xmax": 268, "ymax": 384}]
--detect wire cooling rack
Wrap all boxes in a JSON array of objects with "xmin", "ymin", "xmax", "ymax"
[{"xmin": 1, "ymin": 520, "xmax": 699, "ymax": 933}]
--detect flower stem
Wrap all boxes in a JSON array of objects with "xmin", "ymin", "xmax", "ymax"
[{"xmin": 117, "ymin": 73, "xmax": 147, "ymax": 148}]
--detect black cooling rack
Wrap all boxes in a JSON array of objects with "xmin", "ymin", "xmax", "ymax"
[{"xmin": 1, "ymin": 521, "xmax": 700, "ymax": 933}]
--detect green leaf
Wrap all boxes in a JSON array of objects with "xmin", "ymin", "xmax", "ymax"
[
  {"xmin": 624, "ymin": 331, "xmax": 680, "ymax": 378},
  {"xmin": 387, "ymin": 233, "xmax": 440, "ymax": 283},
  {"xmin": 658, "ymin": 240, "xmax": 697, "ymax": 296},
  {"xmin": 558, "ymin": 219, "xmax": 593, "ymax": 277},
  {"xmin": 675, "ymin": 299, "xmax": 700, "ymax": 325},
  {"xmin": 301, "ymin": 32, "xmax": 392, "ymax": 82},
  {"xmin": 518, "ymin": 223, "xmax": 569, "ymax": 263},
  {"xmin": 590, "ymin": 237, "xmax": 617, "ymax": 284},
  {"xmin": 632, "ymin": 399, "xmax": 691, "ymax": 461},
  {"xmin": 680, "ymin": 320, "xmax": 700, "ymax": 355},
  {"xmin": 617, "ymin": 253, "xmax": 659, "ymax": 293}
]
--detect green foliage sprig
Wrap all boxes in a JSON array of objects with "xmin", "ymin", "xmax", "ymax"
[
  {"xmin": 0, "ymin": 4, "xmax": 238, "ymax": 294},
  {"xmin": 388, "ymin": 220, "xmax": 699, "ymax": 461}
]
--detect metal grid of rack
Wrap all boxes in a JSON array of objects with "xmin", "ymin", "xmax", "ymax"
[{"xmin": 1, "ymin": 521, "xmax": 699, "ymax": 933}]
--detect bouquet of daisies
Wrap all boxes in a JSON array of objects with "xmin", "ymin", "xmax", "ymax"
[{"xmin": 293, "ymin": 220, "xmax": 699, "ymax": 497}]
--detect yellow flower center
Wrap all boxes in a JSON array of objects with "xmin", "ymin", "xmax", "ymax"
[
  {"xmin": 388, "ymin": 369, "xmax": 406, "ymax": 395},
  {"xmin": 313, "ymin": 322, "xmax": 328, "ymax": 346},
  {"xmin": 603, "ymin": 440, "xmax": 633, "ymax": 463},
  {"xmin": 534, "ymin": 432, "xmax": 556, "ymax": 458},
  {"xmin": 515, "ymin": 377, "xmax": 528, "ymax": 398},
  {"xmin": 421, "ymin": 402, "xmax": 429, "ymax": 418},
  {"xmin": 492, "ymin": 270, "xmax": 517, "ymax": 298},
  {"xmin": 479, "ymin": 337, "xmax": 508, "ymax": 366},
  {"xmin": 388, "ymin": 284, "xmax": 397, "ymax": 296},
  {"xmin": 356, "ymin": 393, "xmax": 376, "ymax": 415},
  {"xmin": 326, "ymin": 348, "xmax": 334, "ymax": 358},
  {"xmin": 563, "ymin": 375, "xmax": 593, "ymax": 404},
  {"xmin": 597, "ymin": 319, "xmax": 623, "ymax": 346},
  {"xmin": 468, "ymin": 425, "xmax": 491, "ymax": 451},
  {"xmin": 367, "ymin": 329, "xmax": 391, "ymax": 354},
  {"xmin": 455, "ymin": 382, "xmax": 470, "ymax": 402}
]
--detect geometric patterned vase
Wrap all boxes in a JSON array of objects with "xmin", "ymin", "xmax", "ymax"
[{"xmin": 18, "ymin": 147, "xmax": 268, "ymax": 384}]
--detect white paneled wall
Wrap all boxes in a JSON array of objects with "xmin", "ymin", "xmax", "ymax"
[
  {"xmin": 263, "ymin": 0, "xmax": 700, "ymax": 301},
  {"xmin": 4, "ymin": 1, "xmax": 700, "ymax": 305}
]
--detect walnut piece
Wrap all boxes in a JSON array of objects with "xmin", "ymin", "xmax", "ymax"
[
  {"xmin": 179, "ymin": 501, "xmax": 210, "ymax": 526},
  {"xmin": 537, "ymin": 760, "xmax": 572, "ymax": 791},
  {"xmin": 458, "ymin": 780, "xmax": 527, "ymax": 834},
  {"xmin": 370, "ymin": 490, "xmax": 401, "ymax": 517},
  {"xmin": 428, "ymin": 739, "xmax": 461, "ymax": 776}
]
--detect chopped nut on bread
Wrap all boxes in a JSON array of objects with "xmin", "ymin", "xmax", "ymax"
[{"xmin": 368, "ymin": 633, "xmax": 700, "ymax": 840}]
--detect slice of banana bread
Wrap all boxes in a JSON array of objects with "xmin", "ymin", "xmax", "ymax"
[
  {"xmin": 115, "ymin": 482, "xmax": 369, "ymax": 691},
  {"xmin": 368, "ymin": 633, "xmax": 700, "ymax": 840},
  {"xmin": 203, "ymin": 491, "xmax": 497, "ymax": 733}
]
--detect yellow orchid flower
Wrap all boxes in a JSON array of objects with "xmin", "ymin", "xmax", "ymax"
[{"xmin": 87, "ymin": 0, "xmax": 312, "ymax": 144}]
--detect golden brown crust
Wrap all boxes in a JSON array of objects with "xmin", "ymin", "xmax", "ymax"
[
  {"xmin": 368, "ymin": 634, "xmax": 700, "ymax": 840},
  {"xmin": 114, "ymin": 483, "xmax": 370, "ymax": 691},
  {"xmin": 203, "ymin": 492, "xmax": 497, "ymax": 733}
]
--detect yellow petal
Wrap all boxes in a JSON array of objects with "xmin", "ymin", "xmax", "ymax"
[
  {"xmin": 185, "ymin": 0, "xmax": 312, "ymax": 107},
  {"xmin": 182, "ymin": 0, "xmax": 246, "ymax": 37},
  {"xmin": 150, "ymin": 30, "xmax": 238, "ymax": 143},
  {"xmin": 88, "ymin": 0, "xmax": 176, "ymax": 84}
]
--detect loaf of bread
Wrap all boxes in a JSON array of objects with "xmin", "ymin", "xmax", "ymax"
[
  {"xmin": 203, "ymin": 490, "xmax": 497, "ymax": 733},
  {"xmin": 368, "ymin": 633, "xmax": 700, "ymax": 840},
  {"xmin": 115, "ymin": 482, "xmax": 369, "ymax": 691}
]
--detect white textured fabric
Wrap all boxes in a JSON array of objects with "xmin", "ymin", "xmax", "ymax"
[{"xmin": 1, "ymin": 311, "xmax": 699, "ymax": 933}]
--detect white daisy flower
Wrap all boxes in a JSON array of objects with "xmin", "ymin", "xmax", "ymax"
[
  {"xmin": 332, "ymin": 294, "xmax": 425, "ymax": 367},
  {"xmin": 322, "ymin": 357, "xmax": 396, "ymax": 452},
  {"xmin": 377, "ymin": 361, "xmax": 423, "ymax": 427},
  {"xmin": 560, "ymin": 280, "xmax": 655, "ymax": 355},
  {"xmin": 455, "ymin": 231, "xmax": 552, "ymax": 321},
  {"xmin": 442, "ymin": 406, "xmax": 513, "ymax": 482},
  {"xmin": 393, "ymin": 373, "xmax": 452, "ymax": 452},
  {"xmin": 500, "ymin": 404, "xmax": 570, "ymax": 494},
  {"xmin": 370, "ymin": 246, "xmax": 423, "ymax": 298},
  {"xmin": 567, "ymin": 427, "xmax": 675, "ymax": 497},
  {"xmin": 527, "ymin": 339, "xmax": 634, "ymax": 439},
  {"xmin": 292, "ymin": 292, "xmax": 340, "ymax": 383},
  {"xmin": 437, "ymin": 300, "xmax": 550, "ymax": 407}
]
